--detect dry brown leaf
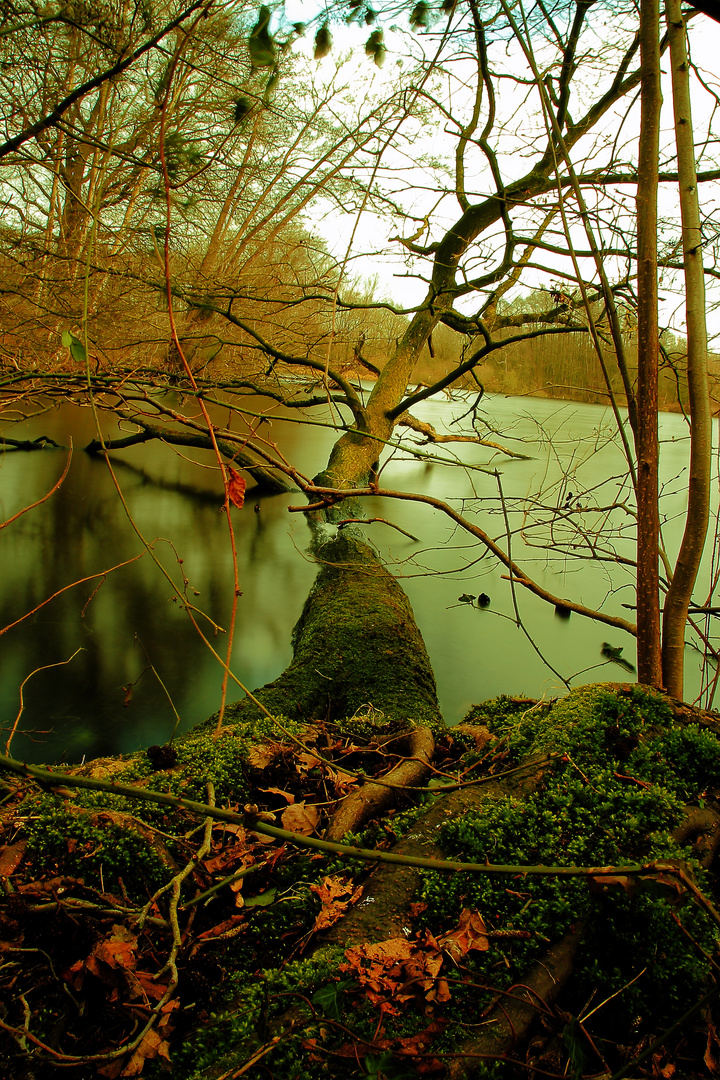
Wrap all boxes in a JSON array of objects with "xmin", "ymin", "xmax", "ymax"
[
  {"xmin": 340, "ymin": 938, "xmax": 418, "ymax": 1006},
  {"xmin": 706, "ymin": 1019, "xmax": 720, "ymax": 1074},
  {"xmin": 0, "ymin": 841, "xmax": 26, "ymax": 877},
  {"xmin": 281, "ymin": 801, "xmax": 320, "ymax": 835},
  {"xmin": 651, "ymin": 1052, "xmax": 675, "ymax": 1079},
  {"xmin": 193, "ymin": 915, "xmax": 246, "ymax": 943},
  {"xmin": 68, "ymin": 925, "xmax": 140, "ymax": 999},
  {"xmin": 341, "ymin": 936, "xmax": 455, "ymax": 1009},
  {"xmin": 310, "ymin": 876, "xmax": 363, "ymax": 931},
  {"xmin": 211, "ymin": 822, "xmax": 246, "ymax": 839},
  {"xmin": 203, "ymin": 847, "xmax": 253, "ymax": 875},
  {"xmin": 227, "ymin": 467, "xmax": 246, "ymax": 510},
  {"xmin": 247, "ymin": 743, "xmax": 290, "ymax": 769},
  {"xmin": 118, "ymin": 1026, "xmax": 172, "ymax": 1077},
  {"xmin": 295, "ymin": 752, "xmax": 322, "ymax": 774},
  {"xmin": 436, "ymin": 908, "xmax": 489, "ymax": 961},
  {"xmin": 259, "ymin": 786, "xmax": 295, "ymax": 804}
]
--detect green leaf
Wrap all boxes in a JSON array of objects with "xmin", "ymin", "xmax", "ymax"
[
  {"xmin": 243, "ymin": 886, "xmax": 277, "ymax": 908},
  {"xmin": 311, "ymin": 978, "xmax": 357, "ymax": 1020},
  {"xmin": 61, "ymin": 331, "xmax": 87, "ymax": 364},
  {"xmin": 562, "ymin": 1018, "xmax": 588, "ymax": 1080},
  {"xmin": 363, "ymin": 1052, "xmax": 415, "ymax": 1079},
  {"xmin": 248, "ymin": 5, "xmax": 276, "ymax": 69}
]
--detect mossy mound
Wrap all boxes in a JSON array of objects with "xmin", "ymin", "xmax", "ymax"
[
  {"xmin": 171, "ymin": 685, "xmax": 720, "ymax": 1079},
  {"xmin": 420, "ymin": 684, "xmax": 720, "ymax": 1047}
]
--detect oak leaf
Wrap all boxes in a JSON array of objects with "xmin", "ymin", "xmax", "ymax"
[
  {"xmin": 436, "ymin": 908, "xmax": 489, "ymax": 961},
  {"xmin": 310, "ymin": 876, "xmax": 363, "ymax": 931}
]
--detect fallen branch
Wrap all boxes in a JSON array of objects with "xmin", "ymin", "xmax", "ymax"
[{"xmin": 0, "ymin": 750, "xmax": 703, "ymax": 885}]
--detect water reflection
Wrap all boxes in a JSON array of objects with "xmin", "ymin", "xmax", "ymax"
[{"xmin": 0, "ymin": 395, "xmax": 715, "ymax": 763}]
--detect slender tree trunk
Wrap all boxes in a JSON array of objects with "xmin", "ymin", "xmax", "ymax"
[
  {"xmin": 661, "ymin": 0, "xmax": 713, "ymax": 698},
  {"xmin": 636, "ymin": 0, "xmax": 663, "ymax": 688}
]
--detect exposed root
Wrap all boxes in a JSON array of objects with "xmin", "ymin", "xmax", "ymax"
[{"xmin": 325, "ymin": 726, "xmax": 435, "ymax": 840}]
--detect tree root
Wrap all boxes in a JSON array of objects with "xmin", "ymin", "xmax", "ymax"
[
  {"xmin": 325, "ymin": 726, "xmax": 435, "ymax": 840},
  {"xmin": 446, "ymin": 923, "xmax": 585, "ymax": 1079}
]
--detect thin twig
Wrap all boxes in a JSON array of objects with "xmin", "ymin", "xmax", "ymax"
[{"xmin": 0, "ymin": 443, "xmax": 72, "ymax": 531}]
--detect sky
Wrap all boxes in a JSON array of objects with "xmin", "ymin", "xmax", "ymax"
[{"xmin": 282, "ymin": 2, "xmax": 720, "ymax": 341}]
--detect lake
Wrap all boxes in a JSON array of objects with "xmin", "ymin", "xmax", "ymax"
[{"xmin": 1, "ymin": 391, "xmax": 717, "ymax": 763}]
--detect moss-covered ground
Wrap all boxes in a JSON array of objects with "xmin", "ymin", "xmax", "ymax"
[{"xmin": 1, "ymin": 684, "xmax": 720, "ymax": 1079}]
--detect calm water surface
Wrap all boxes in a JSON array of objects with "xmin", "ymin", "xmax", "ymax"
[{"xmin": 1, "ymin": 393, "xmax": 716, "ymax": 763}]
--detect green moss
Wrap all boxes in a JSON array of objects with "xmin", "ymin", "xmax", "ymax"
[
  {"xmin": 24, "ymin": 796, "xmax": 171, "ymax": 899},
  {"xmin": 463, "ymin": 695, "xmax": 553, "ymax": 761},
  {"xmin": 220, "ymin": 536, "xmax": 445, "ymax": 734},
  {"xmin": 629, "ymin": 723, "xmax": 720, "ymax": 799},
  {"xmin": 108, "ymin": 713, "xmax": 309, "ymax": 817},
  {"xmin": 419, "ymin": 684, "xmax": 719, "ymax": 1029},
  {"xmin": 174, "ymin": 950, "xmax": 345, "ymax": 1080}
]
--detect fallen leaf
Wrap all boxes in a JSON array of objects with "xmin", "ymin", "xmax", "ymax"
[
  {"xmin": 340, "ymin": 939, "xmax": 420, "ymax": 1008},
  {"xmin": 68, "ymin": 925, "xmax": 140, "ymax": 999},
  {"xmin": 651, "ymin": 1051, "xmax": 675, "ymax": 1079},
  {"xmin": 436, "ymin": 909, "xmax": 489, "ymax": 960},
  {"xmin": 310, "ymin": 876, "xmax": 363, "ymax": 931},
  {"xmin": 295, "ymin": 752, "xmax": 322, "ymax": 774},
  {"xmin": 193, "ymin": 915, "xmax": 246, "ymax": 942},
  {"xmin": 118, "ymin": 1026, "xmax": 172, "ymax": 1077},
  {"xmin": 706, "ymin": 1018, "xmax": 720, "ymax": 1074},
  {"xmin": 247, "ymin": 742, "xmax": 290, "ymax": 769},
  {"xmin": 0, "ymin": 841, "xmax": 26, "ymax": 877},
  {"xmin": 281, "ymin": 801, "xmax": 320, "ymax": 835},
  {"xmin": 259, "ymin": 786, "xmax": 296, "ymax": 804},
  {"xmin": 589, "ymin": 874, "xmax": 637, "ymax": 895}
]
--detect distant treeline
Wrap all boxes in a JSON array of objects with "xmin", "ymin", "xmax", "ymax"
[{"xmin": 407, "ymin": 295, "xmax": 720, "ymax": 414}]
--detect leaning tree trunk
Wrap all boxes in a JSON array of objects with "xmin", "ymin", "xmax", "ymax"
[{"xmin": 661, "ymin": 0, "xmax": 713, "ymax": 699}]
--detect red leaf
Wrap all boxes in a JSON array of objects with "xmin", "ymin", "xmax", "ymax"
[
  {"xmin": 436, "ymin": 908, "xmax": 490, "ymax": 960},
  {"xmin": 310, "ymin": 876, "xmax": 363, "ymax": 931},
  {"xmin": 227, "ymin": 467, "xmax": 246, "ymax": 509}
]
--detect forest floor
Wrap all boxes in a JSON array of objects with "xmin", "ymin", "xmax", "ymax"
[{"xmin": 2, "ymin": 682, "xmax": 720, "ymax": 1079}]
